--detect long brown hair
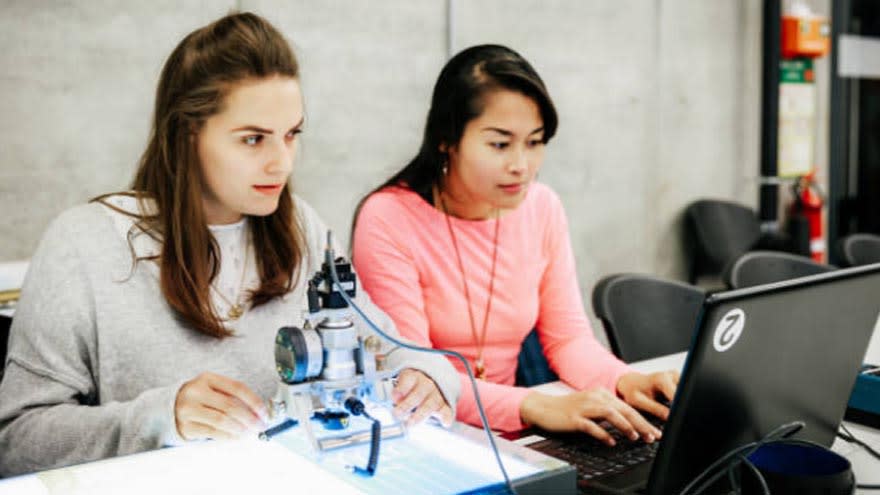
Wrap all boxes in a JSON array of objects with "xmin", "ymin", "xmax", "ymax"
[{"xmin": 96, "ymin": 12, "xmax": 305, "ymax": 338}]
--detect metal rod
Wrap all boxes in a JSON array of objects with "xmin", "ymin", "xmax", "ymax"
[
  {"xmin": 759, "ymin": 0, "xmax": 782, "ymax": 226},
  {"xmin": 258, "ymin": 418, "xmax": 298, "ymax": 441},
  {"xmin": 828, "ymin": 0, "xmax": 854, "ymax": 264}
]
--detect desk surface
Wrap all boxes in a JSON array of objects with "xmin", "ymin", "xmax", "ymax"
[
  {"xmin": 0, "ymin": 413, "xmax": 565, "ymax": 495},
  {"xmin": 3, "ymin": 351, "xmax": 879, "ymax": 494},
  {"xmin": 533, "ymin": 352, "xmax": 880, "ymax": 493}
]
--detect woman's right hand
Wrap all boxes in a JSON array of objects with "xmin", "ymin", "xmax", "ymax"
[
  {"xmin": 519, "ymin": 388, "xmax": 662, "ymax": 446},
  {"xmin": 174, "ymin": 372, "xmax": 269, "ymax": 440}
]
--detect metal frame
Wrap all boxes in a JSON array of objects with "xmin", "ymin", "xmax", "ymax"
[
  {"xmin": 759, "ymin": 0, "xmax": 782, "ymax": 228},
  {"xmin": 829, "ymin": 0, "xmax": 854, "ymax": 265}
]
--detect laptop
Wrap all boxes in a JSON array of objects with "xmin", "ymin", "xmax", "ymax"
[{"xmin": 516, "ymin": 263, "xmax": 880, "ymax": 494}]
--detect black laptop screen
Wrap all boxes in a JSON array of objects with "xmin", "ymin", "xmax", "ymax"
[{"xmin": 647, "ymin": 264, "xmax": 880, "ymax": 495}]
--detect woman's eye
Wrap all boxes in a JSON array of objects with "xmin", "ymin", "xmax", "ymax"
[
  {"xmin": 285, "ymin": 129, "xmax": 302, "ymax": 141},
  {"xmin": 490, "ymin": 142, "xmax": 509, "ymax": 150},
  {"xmin": 527, "ymin": 139, "xmax": 544, "ymax": 148},
  {"xmin": 243, "ymin": 135, "xmax": 263, "ymax": 146}
]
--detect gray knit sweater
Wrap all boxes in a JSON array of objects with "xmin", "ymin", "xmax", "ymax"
[{"xmin": 0, "ymin": 196, "xmax": 460, "ymax": 477}]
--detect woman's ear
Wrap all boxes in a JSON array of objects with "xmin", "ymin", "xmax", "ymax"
[
  {"xmin": 439, "ymin": 142, "xmax": 459, "ymax": 158},
  {"xmin": 188, "ymin": 121, "xmax": 202, "ymax": 142}
]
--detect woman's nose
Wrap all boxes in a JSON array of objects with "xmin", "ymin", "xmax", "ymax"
[{"xmin": 266, "ymin": 138, "xmax": 294, "ymax": 175}]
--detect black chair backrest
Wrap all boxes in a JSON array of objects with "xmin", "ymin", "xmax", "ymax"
[
  {"xmin": 686, "ymin": 199, "xmax": 762, "ymax": 281},
  {"xmin": 592, "ymin": 274, "xmax": 705, "ymax": 363},
  {"xmin": 839, "ymin": 233, "xmax": 880, "ymax": 267},
  {"xmin": 515, "ymin": 328, "xmax": 559, "ymax": 387},
  {"xmin": 724, "ymin": 251, "xmax": 836, "ymax": 289},
  {"xmin": 0, "ymin": 315, "xmax": 10, "ymax": 378}
]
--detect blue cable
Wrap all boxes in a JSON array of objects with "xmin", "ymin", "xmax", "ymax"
[{"xmin": 324, "ymin": 231, "xmax": 517, "ymax": 495}]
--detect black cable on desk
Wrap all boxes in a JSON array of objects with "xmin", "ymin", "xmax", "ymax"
[
  {"xmin": 738, "ymin": 455, "xmax": 769, "ymax": 495},
  {"xmin": 345, "ymin": 398, "xmax": 380, "ymax": 477},
  {"xmin": 677, "ymin": 421, "xmax": 804, "ymax": 495},
  {"xmin": 838, "ymin": 422, "xmax": 880, "ymax": 461},
  {"xmin": 325, "ymin": 232, "xmax": 517, "ymax": 494},
  {"xmin": 837, "ymin": 423, "xmax": 880, "ymax": 490}
]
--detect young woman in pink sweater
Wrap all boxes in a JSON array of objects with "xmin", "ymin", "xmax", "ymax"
[{"xmin": 352, "ymin": 45, "xmax": 677, "ymax": 445}]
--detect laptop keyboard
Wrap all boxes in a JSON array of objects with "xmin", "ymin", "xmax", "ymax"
[{"xmin": 529, "ymin": 418, "xmax": 664, "ymax": 482}]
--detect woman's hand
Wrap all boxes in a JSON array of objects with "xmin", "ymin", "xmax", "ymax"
[
  {"xmin": 391, "ymin": 368, "xmax": 454, "ymax": 427},
  {"xmin": 520, "ymin": 388, "xmax": 663, "ymax": 446},
  {"xmin": 616, "ymin": 370, "xmax": 679, "ymax": 420},
  {"xmin": 174, "ymin": 372, "xmax": 269, "ymax": 440}
]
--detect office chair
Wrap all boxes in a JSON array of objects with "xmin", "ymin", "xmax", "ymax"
[
  {"xmin": 724, "ymin": 251, "xmax": 836, "ymax": 289},
  {"xmin": 837, "ymin": 233, "xmax": 880, "ymax": 267},
  {"xmin": 685, "ymin": 199, "xmax": 799, "ymax": 284},
  {"xmin": 592, "ymin": 274, "xmax": 705, "ymax": 363},
  {"xmin": 515, "ymin": 328, "xmax": 559, "ymax": 387}
]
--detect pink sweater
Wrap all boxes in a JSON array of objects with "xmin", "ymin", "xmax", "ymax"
[{"xmin": 352, "ymin": 183, "xmax": 631, "ymax": 431}]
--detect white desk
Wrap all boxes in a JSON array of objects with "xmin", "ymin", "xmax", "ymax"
[
  {"xmin": 0, "ymin": 260, "xmax": 27, "ymax": 318},
  {"xmin": 0, "ymin": 415, "xmax": 568, "ymax": 495},
  {"xmin": 0, "ymin": 260, "xmax": 27, "ymax": 293},
  {"xmin": 532, "ymin": 352, "xmax": 880, "ymax": 493},
  {"xmin": 2, "ymin": 352, "xmax": 878, "ymax": 494}
]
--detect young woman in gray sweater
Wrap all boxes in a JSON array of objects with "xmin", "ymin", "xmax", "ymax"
[{"xmin": 0, "ymin": 12, "xmax": 458, "ymax": 477}]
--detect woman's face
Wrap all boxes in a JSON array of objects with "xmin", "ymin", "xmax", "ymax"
[
  {"xmin": 196, "ymin": 75, "xmax": 304, "ymax": 225},
  {"xmin": 443, "ymin": 89, "xmax": 545, "ymax": 220}
]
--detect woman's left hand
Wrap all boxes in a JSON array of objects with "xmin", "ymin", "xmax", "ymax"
[
  {"xmin": 392, "ymin": 368, "xmax": 454, "ymax": 427},
  {"xmin": 616, "ymin": 370, "xmax": 680, "ymax": 421}
]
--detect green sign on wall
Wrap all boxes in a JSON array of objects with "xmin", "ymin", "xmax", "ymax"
[{"xmin": 780, "ymin": 58, "xmax": 814, "ymax": 83}]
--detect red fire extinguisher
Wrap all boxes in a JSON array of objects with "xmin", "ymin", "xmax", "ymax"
[{"xmin": 792, "ymin": 171, "xmax": 825, "ymax": 262}]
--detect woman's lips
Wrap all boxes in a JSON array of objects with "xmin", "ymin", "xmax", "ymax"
[
  {"xmin": 499, "ymin": 183, "xmax": 524, "ymax": 194},
  {"xmin": 253, "ymin": 184, "xmax": 283, "ymax": 195}
]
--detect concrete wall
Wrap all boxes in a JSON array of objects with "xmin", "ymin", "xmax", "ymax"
[{"xmin": 0, "ymin": 1, "xmax": 771, "ymax": 341}]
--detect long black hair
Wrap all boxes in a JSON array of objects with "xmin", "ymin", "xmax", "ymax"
[{"xmin": 353, "ymin": 44, "xmax": 558, "ymax": 232}]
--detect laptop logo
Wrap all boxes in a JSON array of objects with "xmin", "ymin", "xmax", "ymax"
[{"xmin": 713, "ymin": 309, "xmax": 745, "ymax": 352}]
